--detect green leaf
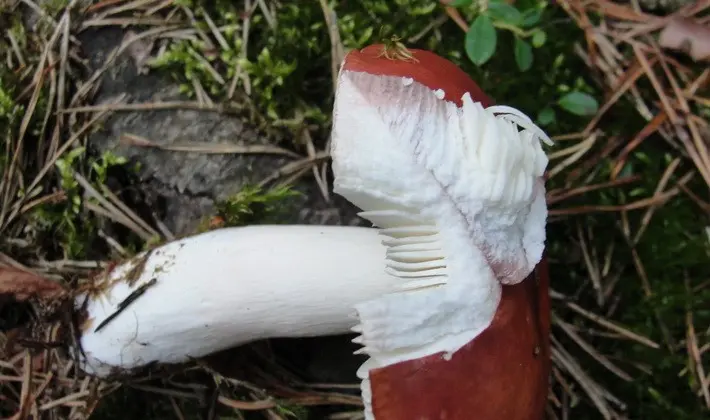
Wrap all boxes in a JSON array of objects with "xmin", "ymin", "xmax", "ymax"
[
  {"xmin": 618, "ymin": 161, "xmax": 634, "ymax": 178},
  {"xmin": 557, "ymin": 91, "xmax": 599, "ymax": 116},
  {"xmin": 514, "ymin": 38, "xmax": 533, "ymax": 71},
  {"xmin": 521, "ymin": 8, "xmax": 543, "ymax": 27},
  {"xmin": 629, "ymin": 187, "xmax": 646, "ymax": 197},
  {"xmin": 537, "ymin": 107, "xmax": 556, "ymax": 126},
  {"xmin": 465, "ymin": 15, "xmax": 497, "ymax": 66},
  {"xmin": 532, "ymin": 29, "xmax": 547, "ymax": 48},
  {"xmin": 485, "ymin": 2, "xmax": 522, "ymax": 26},
  {"xmin": 448, "ymin": 0, "xmax": 473, "ymax": 7}
]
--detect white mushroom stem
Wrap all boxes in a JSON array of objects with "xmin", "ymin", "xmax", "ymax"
[{"xmin": 74, "ymin": 225, "xmax": 398, "ymax": 377}]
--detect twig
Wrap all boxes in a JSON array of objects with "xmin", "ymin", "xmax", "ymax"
[
  {"xmin": 258, "ymin": 152, "xmax": 330, "ymax": 187},
  {"xmin": 70, "ymin": 26, "xmax": 180, "ymax": 106},
  {"xmin": 553, "ymin": 313, "xmax": 633, "ymax": 381},
  {"xmin": 2, "ymin": 97, "xmax": 122, "ymax": 231},
  {"xmin": 228, "ymin": 0, "xmax": 256, "ymax": 98},
  {"xmin": 547, "ymin": 176, "xmax": 641, "ymax": 206},
  {"xmin": 563, "ymin": 301, "xmax": 660, "ymax": 349},
  {"xmin": 618, "ymin": 211, "xmax": 675, "ymax": 351},
  {"xmin": 120, "ymin": 133, "xmax": 300, "ymax": 158},
  {"xmin": 61, "ymin": 100, "xmax": 239, "ymax": 114},
  {"xmin": 74, "ymin": 171, "xmax": 155, "ymax": 241},
  {"xmin": 318, "ymin": 0, "xmax": 346, "ymax": 91},
  {"xmin": 685, "ymin": 275, "xmax": 710, "ymax": 408},
  {"xmin": 633, "ymin": 157, "xmax": 681, "ymax": 244},
  {"xmin": 551, "ymin": 340, "xmax": 615, "ymax": 420},
  {"xmin": 256, "ymin": 0, "xmax": 276, "ymax": 30},
  {"xmin": 100, "ymin": 184, "xmax": 161, "ymax": 239}
]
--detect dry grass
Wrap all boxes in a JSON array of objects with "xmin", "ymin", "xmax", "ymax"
[{"xmin": 547, "ymin": 2, "xmax": 710, "ymax": 416}]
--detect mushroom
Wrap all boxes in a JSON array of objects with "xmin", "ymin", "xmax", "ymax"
[
  {"xmin": 73, "ymin": 225, "xmax": 400, "ymax": 377},
  {"xmin": 71, "ymin": 42, "xmax": 552, "ymax": 419},
  {"xmin": 329, "ymin": 43, "xmax": 552, "ymax": 419}
]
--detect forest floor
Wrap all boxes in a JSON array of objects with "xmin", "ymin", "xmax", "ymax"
[{"xmin": 1, "ymin": 1, "xmax": 709, "ymax": 419}]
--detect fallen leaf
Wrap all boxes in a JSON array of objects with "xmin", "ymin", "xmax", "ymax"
[
  {"xmin": 0, "ymin": 266, "xmax": 67, "ymax": 301},
  {"xmin": 659, "ymin": 17, "xmax": 710, "ymax": 62}
]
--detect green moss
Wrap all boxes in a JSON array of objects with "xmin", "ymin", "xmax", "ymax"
[
  {"xmin": 196, "ymin": 184, "xmax": 301, "ymax": 232},
  {"xmin": 21, "ymin": 148, "xmax": 133, "ymax": 259},
  {"xmin": 274, "ymin": 402, "xmax": 310, "ymax": 419},
  {"xmin": 42, "ymin": 0, "xmax": 69, "ymax": 15},
  {"xmin": 0, "ymin": 67, "xmax": 25, "ymax": 141}
]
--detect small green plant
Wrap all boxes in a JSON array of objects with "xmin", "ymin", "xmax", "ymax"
[
  {"xmin": 0, "ymin": 81, "xmax": 17, "ymax": 116},
  {"xmin": 451, "ymin": 0, "xmax": 599, "ymax": 122},
  {"xmin": 456, "ymin": 0, "xmax": 547, "ymax": 70},
  {"xmin": 54, "ymin": 146, "xmax": 85, "ymax": 215},
  {"xmin": 275, "ymin": 402, "xmax": 309, "ymax": 419},
  {"xmin": 147, "ymin": 3, "xmax": 327, "ymax": 126},
  {"xmin": 90, "ymin": 150, "xmax": 128, "ymax": 185},
  {"xmin": 535, "ymin": 90, "xmax": 600, "ymax": 125},
  {"xmin": 25, "ymin": 148, "xmax": 131, "ymax": 258},
  {"xmin": 198, "ymin": 184, "xmax": 301, "ymax": 231},
  {"xmin": 42, "ymin": 0, "xmax": 69, "ymax": 16},
  {"xmin": 0, "ymin": 74, "xmax": 24, "ymax": 135}
]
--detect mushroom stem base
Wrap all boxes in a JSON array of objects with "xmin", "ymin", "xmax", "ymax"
[{"xmin": 367, "ymin": 257, "xmax": 551, "ymax": 420}]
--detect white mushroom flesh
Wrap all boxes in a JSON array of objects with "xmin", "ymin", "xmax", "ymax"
[
  {"xmin": 74, "ymin": 225, "xmax": 399, "ymax": 377},
  {"xmin": 330, "ymin": 70, "xmax": 552, "ymax": 419}
]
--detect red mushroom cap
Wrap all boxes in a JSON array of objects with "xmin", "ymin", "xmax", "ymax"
[
  {"xmin": 335, "ymin": 43, "xmax": 551, "ymax": 420},
  {"xmin": 342, "ymin": 44, "xmax": 494, "ymax": 108}
]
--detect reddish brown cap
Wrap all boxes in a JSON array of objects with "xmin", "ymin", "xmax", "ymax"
[
  {"xmin": 368, "ymin": 257, "xmax": 551, "ymax": 420},
  {"xmin": 342, "ymin": 44, "xmax": 494, "ymax": 108},
  {"xmin": 340, "ymin": 43, "xmax": 550, "ymax": 419}
]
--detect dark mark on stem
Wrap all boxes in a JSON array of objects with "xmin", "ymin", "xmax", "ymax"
[{"xmin": 94, "ymin": 278, "xmax": 158, "ymax": 333}]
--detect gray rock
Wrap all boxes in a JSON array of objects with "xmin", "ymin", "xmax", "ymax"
[{"xmin": 77, "ymin": 27, "xmax": 365, "ymax": 236}]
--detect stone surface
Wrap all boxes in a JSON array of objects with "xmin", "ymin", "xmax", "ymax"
[{"xmin": 78, "ymin": 27, "xmax": 365, "ymax": 236}]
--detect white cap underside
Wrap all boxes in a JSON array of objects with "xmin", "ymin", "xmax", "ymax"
[{"xmin": 330, "ymin": 70, "xmax": 552, "ymax": 420}]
